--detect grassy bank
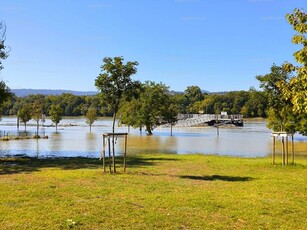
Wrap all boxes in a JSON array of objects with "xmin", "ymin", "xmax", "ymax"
[{"xmin": 0, "ymin": 154, "xmax": 306, "ymax": 229}]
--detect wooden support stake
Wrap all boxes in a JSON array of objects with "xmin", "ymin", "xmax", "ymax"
[
  {"xmin": 108, "ymin": 136, "xmax": 112, "ymax": 173},
  {"xmin": 281, "ymin": 137, "xmax": 285, "ymax": 166},
  {"xmin": 272, "ymin": 136, "xmax": 276, "ymax": 165},
  {"xmin": 102, "ymin": 132, "xmax": 128, "ymax": 173},
  {"xmin": 102, "ymin": 135, "xmax": 106, "ymax": 172},
  {"xmin": 112, "ymin": 134, "xmax": 116, "ymax": 173},
  {"xmin": 124, "ymin": 134, "xmax": 127, "ymax": 172},
  {"xmin": 291, "ymin": 134, "xmax": 294, "ymax": 164},
  {"xmin": 286, "ymin": 136, "xmax": 289, "ymax": 165}
]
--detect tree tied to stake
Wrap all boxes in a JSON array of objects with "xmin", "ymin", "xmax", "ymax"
[{"xmin": 95, "ymin": 57, "xmax": 141, "ymax": 166}]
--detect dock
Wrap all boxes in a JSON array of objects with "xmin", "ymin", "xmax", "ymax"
[{"xmin": 174, "ymin": 114, "xmax": 243, "ymax": 127}]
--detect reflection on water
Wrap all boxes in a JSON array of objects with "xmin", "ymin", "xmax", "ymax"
[{"xmin": 0, "ymin": 117, "xmax": 306, "ymax": 158}]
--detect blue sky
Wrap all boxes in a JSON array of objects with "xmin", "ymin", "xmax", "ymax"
[{"xmin": 0, "ymin": 0, "xmax": 306, "ymax": 92}]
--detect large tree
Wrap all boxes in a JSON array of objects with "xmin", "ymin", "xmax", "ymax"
[
  {"xmin": 119, "ymin": 81, "xmax": 172, "ymax": 135},
  {"xmin": 182, "ymin": 85, "xmax": 205, "ymax": 113},
  {"xmin": 279, "ymin": 9, "xmax": 307, "ymax": 113},
  {"xmin": 256, "ymin": 64, "xmax": 296, "ymax": 133}
]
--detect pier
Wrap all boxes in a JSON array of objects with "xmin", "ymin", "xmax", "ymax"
[{"xmin": 174, "ymin": 114, "xmax": 243, "ymax": 127}]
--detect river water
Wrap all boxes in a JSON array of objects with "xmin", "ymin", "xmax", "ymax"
[{"xmin": 0, "ymin": 116, "xmax": 306, "ymax": 158}]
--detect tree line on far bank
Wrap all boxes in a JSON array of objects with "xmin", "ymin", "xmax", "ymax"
[{"xmin": 0, "ymin": 87, "xmax": 269, "ymax": 118}]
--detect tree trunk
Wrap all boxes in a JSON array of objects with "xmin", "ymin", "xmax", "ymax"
[
  {"xmin": 56, "ymin": 123, "xmax": 58, "ymax": 133},
  {"xmin": 170, "ymin": 123, "xmax": 173, "ymax": 136},
  {"xmin": 36, "ymin": 121, "xmax": 39, "ymax": 138},
  {"xmin": 146, "ymin": 124, "xmax": 152, "ymax": 135},
  {"xmin": 90, "ymin": 124, "xmax": 92, "ymax": 132}
]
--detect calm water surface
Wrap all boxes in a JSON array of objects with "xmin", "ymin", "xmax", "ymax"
[{"xmin": 0, "ymin": 117, "xmax": 306, "ymax": 158}]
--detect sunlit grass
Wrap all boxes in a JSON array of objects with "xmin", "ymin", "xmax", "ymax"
[{"xmin": 0, "ymin": 154, "xmax": 306, "ymax": 229}]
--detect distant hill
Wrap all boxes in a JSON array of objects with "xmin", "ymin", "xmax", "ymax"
[{"xmin": 11, "ymin": 89, "xmax": 98, "ymax": 97}]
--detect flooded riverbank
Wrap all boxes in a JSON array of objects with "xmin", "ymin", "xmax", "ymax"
[{"xmin": 0, "ymin": 116, "xmax": 306, "ymax": 158}]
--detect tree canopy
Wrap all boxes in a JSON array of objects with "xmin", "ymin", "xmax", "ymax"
[
  {"xmin": 279, "ymin": 8, "xmax": 307, "ymax": 115},
  {"xmin": 95, "ymin": 56, "xmax": 140, "ymax": 133},
  {"xmin": 17, "ymin": 104, "xmax": 32, "ymax": 131},
  {"xmin": 0, "ymin": 21, "xmax": 11, "ymax": 110},
  {"xmin": 119, "ymin": 81, "xmax": 177, "ymax": 135},
  {"xmin": 50, "ymin": 104, "xmax": 63, "ymax": 132},
  {"xmin": 0, "ymin": 21, "xmax": 8, "ymax": 71},
  {"xmin": 256, "ymin": 64, "xmax": 296, "ymax": 133},
  {"xmin": 85, "ymin": 107, "xmax": 97, "ymax": 132}
]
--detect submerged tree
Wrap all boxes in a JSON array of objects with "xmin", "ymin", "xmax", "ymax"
[
  {"xmin": 32, "ymin": 100, "xmax": 43, "ymax": 137},
  {"xmin": 85, "ymin": 107, "xmax": 97, "ymax": 132},
  {"xmin": 161, "ymin": 95, "xmax": 179, "ymax": 136},
  {"xmin": 119, "ymin": 81, "xmax": 174, "ymax": 135},
  {"xmin": 50, "ymin": 104, "xmax": 63, "ymax": 132},
  {"xmin": 18, "ymin": 105, "xmax": 32, "ymax": 131}
]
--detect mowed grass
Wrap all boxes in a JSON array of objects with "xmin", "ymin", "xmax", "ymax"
[{"xmin": 0, "ymin": 154, "xmax": 306, "ymax": 229}]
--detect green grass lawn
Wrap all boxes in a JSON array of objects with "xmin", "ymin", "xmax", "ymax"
[{"xmin": 0, "ymin": 154, "xmax": 306, "ymax": 229}]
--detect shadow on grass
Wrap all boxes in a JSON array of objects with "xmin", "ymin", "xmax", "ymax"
[
  {"xmin": 0, "ymin": 157, "xmax": 101, "ymax": 175},
  {"xmin": 179, "ymin": 174, "xmax": 254, "ymax": 182},
  {"xmin": 125, "ymin": 156, "xmax": 180, "ymax": 168},
  {"xmin": 0, "ymin": 155, "xmax": 179, "ymax": 175}
]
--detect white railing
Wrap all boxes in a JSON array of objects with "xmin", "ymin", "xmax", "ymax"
[{"xmin": 174, "ymin": 114, "xmax": 243, "ymax": 127}]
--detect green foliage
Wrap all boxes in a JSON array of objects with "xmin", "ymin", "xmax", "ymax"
[
  {"xmin": 17, "ymin": 104, "xmax": 32, "ymax": 130},
  {"xmin": 254, "ymin": 8, "xmax": 307, "ymax": 135},
  {"xmin": 0, "ymin": 21, "xmax": 8, "ymax": 71},
  {"xmin": 0, "ymin": 22, "xmax": 12, "ymax": 111},
  {"xmin": 197, "ymin": 90, "xmax": 267, "ymax": 118},
  {"xmin": 50, "ymin": 104, "xmax": 63, "ymax": 132},
  {"xmin": 31, "ymin": 100, "xmax": 44, "ymax": 136},
  {"xmin": 1, "ymin": 89, "xmax": 269, "ymax": 121},
  {"xmin": 119, "ymin": 81, "xmax": 174, "ymax": 135},
  {"xmin": 279, "ymin": 8, "xmax": 307, "ymax": 115},
  {"xmin": 95, "ymin": 56, "xmax": 140, "ymax": 132},
  {"xmin": 256, "ymin": 64, "xmax": 296, "ymax": 132},
  {"xmin": 85, "ymin": 107, "xmax": 97, "ymax": 131},
  {"xmin": 182, "ymin": 85, "xmax": 205, "ymax": 113},
  {"xmin": 0, "ymin": 80, "xmax": 12, "ymax": 110}
]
